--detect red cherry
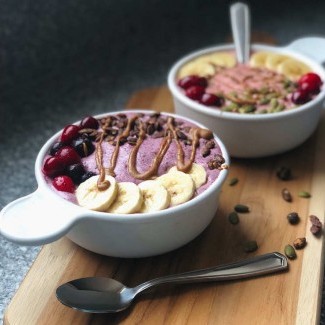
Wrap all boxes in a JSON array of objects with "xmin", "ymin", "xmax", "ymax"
[
  {"xmin": 52, "ymin": 176, "xmax": 75, "ymax": 193},
  {"xmin": 60, "ymin": 125, "xmax": 80, "ymax": 144},
  {"xmin": 55, "ymin": 146, "xmax": 81, "ymax": 165},
  {"xmin": 200, "ymin": 93, "xmax": 224, "ymax": 107},
  {"xmin": 185, "ymin": 85, "xmax": 205, "ymax": 100},
  {"xmin": 42, "ymin": 156, "xmax": 65, "ymax": 177},
  {"xmin": 178, "ymin": 75, "xmax": 207, "ymax": 89},
  {"xmin": 80, "ymin": 116, "xmax": 99, "ymax": 129},
  {"xmin": 298, "ymin": 73, "xmax": 322, "ymax": 94},
  {"xmin": 291, "ymin": 90, "xmax": 311, "ymax": 105}
]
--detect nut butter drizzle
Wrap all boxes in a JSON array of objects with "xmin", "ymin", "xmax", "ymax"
[
  {"xmin": 106, "ymin": 116, "xmax": 138, "ymax": 177},
  {"xmin": 95, "ymin": 114, "xmax": 215, "ymax": 188},
  {"xmin": 95, "ymin": 117, "xmax": 111, "ymax": 191}
]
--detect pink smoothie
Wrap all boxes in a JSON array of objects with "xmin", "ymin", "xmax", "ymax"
[{"xmin": 44, "ymin": 112, "xmax": 226, "ymax": 206}]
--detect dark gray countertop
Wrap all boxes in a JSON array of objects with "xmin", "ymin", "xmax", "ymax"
[{"xmin": 1, "ymin": 0, "xmax": 325, "ymax": 322}]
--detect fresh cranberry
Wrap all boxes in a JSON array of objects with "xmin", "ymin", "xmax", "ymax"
[
  {"xmin": 185, "ymin": 85, "xmax": 205, "ymax": 100},
  {"xmin": 52, "ymin": 176, "xmax": 75, "ymax": 193},
  {"xmin": 80, "ymin": 116, "xmax": 99, "ymax": 129},
  {"xmin": 291, "ymin": 90, "xmax": 311, "ymax": 105},
  {"xmin": 42, "ymin": 156, "xmax": 65, "ymax": 177},
  {"xmin": 200, "ymin": 93, "xmax": 224, "ymax": 107},
  {"xmin": 298, "ymin": 73, "xmax": 322, "ymax": 94},
  {"xmin": 55, "ymin": 146, "xmax": 81, "ymax": 165},
  {"xmin": 49, "ymin": 141, "xmax": 64, "ymax": 156},
  {"xmin": 60, "ymin": 125, "xmax": 80, "ymax": 144},
  {"xmin": 178, "ymin": 75, "xmax": 207, "ymax": 89}
]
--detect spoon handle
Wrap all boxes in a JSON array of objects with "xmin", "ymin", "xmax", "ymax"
[
  {"xmin": 134, "ymin": 252, "xmax": 287, "ymax": 294},
  {"xmin": 230, "ymin": 2, "xmax": 251, "ymax": 64}
]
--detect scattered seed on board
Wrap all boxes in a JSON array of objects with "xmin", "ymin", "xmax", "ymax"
[
  {"xmin": 244, "ymin": 241, "xmax": 258, "ymax": 253},
  {"xmin": 293, "ymin": 237, "xmax": 307, "ymax": 249},
  {"xmin": 310, "ymin": 215, "xmax": 322, "ymax": 235},
  {"xmin": 284, "ymin": 245, "xmax": 297, "ymax": 259},
  {"xmin": 287, "ymin": 212, "xmax": 300, "ymax": 225},
  {"xmin": 228, "ymin": 211, "xmax": 239, "ymax": 225},
  {"xmin": 276, "ymin": 166, "xmax": 292, "ymax": 181},
  {"xmin": 234, "ymin": 204, "xmax": 249, "ymax": 213},
  {"xmin": 282, "ymin": 188, "xmax": 292, "ymax": 202},
  {"xmin": 298, "ymin": 191, "xmax": 311, "ymax": 198},
  {"xmin": 229, "ymin": 177, "xmax": 239, "ymax": 186}
]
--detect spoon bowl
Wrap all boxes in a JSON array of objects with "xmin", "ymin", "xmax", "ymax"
[{"xmin": 56, "ymin": 252, "xmax": 288, "ymax": 313}]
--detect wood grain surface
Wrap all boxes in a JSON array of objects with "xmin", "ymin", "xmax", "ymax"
[{"xmin": 4, "ymin": 86, "xmax": 325, "ymax": 325}]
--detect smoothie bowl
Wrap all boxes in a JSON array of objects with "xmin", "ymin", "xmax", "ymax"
[
  {"xmin": 168, "ymin": 37, "xmax": 325, "ymax": 158},
  {"xmin": 0, "ymin": 110, "xmax": 229, "ymax": 257}
]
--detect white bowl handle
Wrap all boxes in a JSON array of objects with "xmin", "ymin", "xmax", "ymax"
[
  {"xmin": 285, "ymin": 37, "xmax": 325, "ymax": 65},
  {"xmin": 0, "ymin": 189, "xmax": 82, "ymax": 245}
]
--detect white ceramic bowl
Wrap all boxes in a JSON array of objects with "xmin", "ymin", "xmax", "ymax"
[
  {"xmin": 0, "ymin": 110, "xmax": 229, "ymax": 258},
  {"xmin": 168, "ymin": 37, "xmax": 325, "ymax": 158}
]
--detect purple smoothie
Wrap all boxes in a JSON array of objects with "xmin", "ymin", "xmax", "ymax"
[{"xmin": 44, "ymin": 112, "xmax": 226, "ymax": 207}]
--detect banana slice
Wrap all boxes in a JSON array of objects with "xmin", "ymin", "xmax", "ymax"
[
  {"xmin": 76, "ymin": 175, "xmax": 117, "ymax": 212},
  {"xmin": 200, "ymin": 52, "xmax": 236, "ymax": 68},
  {"xmin": 107, "ymin": 182, "xmax": 143, "ymax": 214},
  {"xmin": 277, "ymin": 59, "xmax": 311, "ymax": 80},
  {"xmin": 250, "ymin": 51, "xmax": 270, "ymax": 68},
  {"xmin": 265, "ymin": 53, "xmax": 290, "ymax": 71},
  {"xmin": 169, "ymin": 163, "xmax": 207, "ymax": 189},
  {"xmin": 178, "ymin": 59, "xmax": 215, "ymax": 79},
  {"xmin": 138, "ymin": 180, "xmax": 170, "ymax": 213},
  {"xmin": 157, "ymin": 170, "xmax": 195, "ymax": 206}
]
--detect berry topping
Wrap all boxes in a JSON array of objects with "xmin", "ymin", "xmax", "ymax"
[
  {"xmin": 298, "ymin": 73, "xmax": 322, "ymax": 94},
  {"xmin": 52, "ymin": 176, "xmax": 75, "ymax": 193},
  {"xmin": 185, "ymin": 85, "xmax": 205, "ymax": 100},
  {"xmin": 80, "ymin": 116, "xmax": 99, "ymax": 130},
  {"xmin": 200, "ymin": 93, "xmax": 224, "ymax": 107},
  {"xmin": 49, "ymin": 142, "xmax": 65, "ymax": 156},
  {"xmin": 55, "ymin": 146, "xmax": 81, "ymax": 165},
  {"xmin": 66, "ymin": 163, "xmax": 85, "ymax": 185},
  {"xmin": 291, "ymin": 90, "xmax": 310, "ymax": 105},
  {"xmin": 80, "ymin": 171, "xmax": 97, "ymax": 183},
  {"xmin": 178, "ymin": 75, "xmax": 208, "ymax": 89},
  {"xmin": 72, "ymin": 137, "xmax": 95, "ymax": 157},
  {"xmin": 60, "ymin": 125, "xmax": 80, "ymax": 144},
  {"xmin": 42, "ymin": 157, "xmax": 65, "ymax": 177}
]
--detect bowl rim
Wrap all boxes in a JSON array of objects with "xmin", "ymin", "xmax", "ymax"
[
  {"xmin": 35, "ymin": 109, "xmax": 230, "ymax": 223},
  {"xmin": 168, "ymin": 43, "xmax": 325, "ymax": 121}
]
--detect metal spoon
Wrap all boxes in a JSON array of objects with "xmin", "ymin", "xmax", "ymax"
[
  {"xmin": 56, "ymin": 252, "xmax": 287, "ymax": 313},
  {"xmin": 230, "ymin": 2, "xmax": 251, "ymax": 64}
]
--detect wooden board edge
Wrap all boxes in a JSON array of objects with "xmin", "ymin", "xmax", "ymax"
[{"xmin": 296, "ymin": 111, "xmax": 325, "ymax": 325}]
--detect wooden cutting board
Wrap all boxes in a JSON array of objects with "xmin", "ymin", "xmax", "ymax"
[{"xmin": 4, "ymin": 87, "xmax": 325, "ymax": 325}]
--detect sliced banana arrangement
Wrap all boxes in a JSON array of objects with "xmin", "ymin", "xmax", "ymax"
[
  {"xmin": 169, "ymin": 163, "xmax": 207, "ymax": 189},
  {"xmin": 156, "ymin": 170, "xmax": 195, "ymax": 207},
  {"xmin": 76, "ymin": 163, "xmax": 208, "ymax": 213},
  {"xmin": 76, "ymin": 175, "xmax": 118, "ymax": 212},
  {"xmin": 138, "ymin": 180, "xmax": 170, "ymax": 213},
  {"xmin": 250, "ymin": 52, "xmax": 311, "ymax": 80},
  {"xmin": 178, "ymin": 52, "xmax": 235, "ymax": 79},
  {"xmin": 107, "ymin": 182, "xmax": 143, "ymax": 214}
]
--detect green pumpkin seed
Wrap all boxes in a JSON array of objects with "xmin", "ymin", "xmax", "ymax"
[
  {"xmin": 234, "ymin": 204, "xmax": 249, "ymax": 213},
  {"xmin": 228, "ymin": 211, "xmax": 239, "ymax": 225},
  {"xmin": 259, "ymin": 98, "xmax": 271, "ymax": 105},
  {"xmin": 270, "ymin": 98, "xmax": 279, "ymax": 109},
  {"xmin": 239, "ymin": 105, "xmax": 256, "ymax": 114},
  {"xmin": 284, "ymin": 244, "xmax": 297, "ymax": 259},
  {"xmin": 244, "ymin": 241, "xmax": 258, "ymax": 253},
  {"xmin": 229, "ymin": 177, "xmax": 239, "ymax": 186},
  {"xmin": 298, "ymin": 191, "xmax": 311, "ymax": 198}
]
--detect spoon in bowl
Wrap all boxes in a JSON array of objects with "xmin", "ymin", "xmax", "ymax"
[
  {"xmin": 230, "ymin": 2, "xmax": 251, "ymax": 64},
  {"xmin": 56, "ymin": 252, "xmax": 287, "ymax": 313}
]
